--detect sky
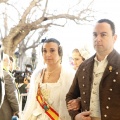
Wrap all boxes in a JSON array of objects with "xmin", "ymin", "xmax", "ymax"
[
  {"xmin": 0, "ymin": 0, "xmax": 120, "ymax": 58},
  {"xmin": 43, "ymin": 0, "xmax": 120, "ymax": 57}
]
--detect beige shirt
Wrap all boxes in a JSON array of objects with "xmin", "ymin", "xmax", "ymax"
[{"xmin": 90, "ymin": 56, "xmax": 108, "ymax": 118}]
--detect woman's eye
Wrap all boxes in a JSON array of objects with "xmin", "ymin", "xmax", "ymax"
[
  {"xmin": 75, "ymin": 58, "xmax": 79, "ymax": 61},
  {"xmin": 93, "ymin": 33, "xmax": 97, "ymax": 38},
  {"xmin": 50, "ymin": 49, "xmax": 55, "ymax": 52},
  {"xmin": 43, "ymin": 50, "xmax": 47, "ymax": 53}
]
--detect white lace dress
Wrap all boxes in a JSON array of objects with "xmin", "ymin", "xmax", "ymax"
[{"xmin": 21, "ymin": 66, "xmax": 75, "ymax": 120}]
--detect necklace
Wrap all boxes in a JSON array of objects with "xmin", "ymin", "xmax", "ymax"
[{"xmin": 45, "ymin": 67, "xmax": 60, "ymax": 80}]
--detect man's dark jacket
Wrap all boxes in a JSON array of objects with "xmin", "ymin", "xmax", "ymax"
[{"xmin": 66, "ymin": 49, "xmax": 120, "ymax": 120}]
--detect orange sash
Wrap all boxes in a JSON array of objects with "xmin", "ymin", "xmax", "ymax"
[{"xmin": 36, "ymin": 84, "xmax": 61, "ymax": 120}]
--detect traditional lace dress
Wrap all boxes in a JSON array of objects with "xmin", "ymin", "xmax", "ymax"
[{"xmin": 21, "ymin": 66, "xmax": 75, "ymax": 120}]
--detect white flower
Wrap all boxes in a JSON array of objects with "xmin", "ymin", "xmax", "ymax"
[{"xmin": 78, "ymin": 47, "xmax": 90, "ymax": 60}]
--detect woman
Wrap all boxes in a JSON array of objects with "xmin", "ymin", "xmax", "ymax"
[
  {"xmin": 67, "ymin": 47, "xmax": 90, "ymax": 111},
  {"xmin": 72, "ymin": 47, "xmax": 90, "ymax": 70},
  {"xmin": 21, "ymin": 38, "xmax": 75, "ymax": 120}
]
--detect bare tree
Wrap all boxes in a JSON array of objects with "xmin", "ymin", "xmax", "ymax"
[
  {"xmin": 0, "ymin": 0, "xmax": 95, "ymax": 56},
  {"xmin": 0, "ymin": 0, "xmax": 8, "ymax": 3}
]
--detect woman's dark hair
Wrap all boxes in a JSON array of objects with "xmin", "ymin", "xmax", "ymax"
[{"xmin": 41, "ymin": 38, "xmax": 63, "ymax": 59}]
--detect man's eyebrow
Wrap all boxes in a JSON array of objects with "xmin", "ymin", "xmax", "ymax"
[
  {"xmin": 101, "ymin": 32, "xmax": 108, "ymax": 34},
  {"xmin": 93, "ymin": 32, "xmax": 108, "ymax": 34}
]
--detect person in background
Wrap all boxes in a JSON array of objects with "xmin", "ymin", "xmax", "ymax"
[
  {"xmin": 0, "ymin": 53, "xmax": 19, "ymax": 120},
  {"xmin": 21, "ymin": 38, "xmax": 75, "ymax": 120},
  {"xmin": 3, "ymin": 53, "xmax": 10, "ymax": 72},
  {"xmin": 9, "ymin": 56, "xmax": 21, "ymax": 107},
  {"xmin": 67, "ymin": 47, "xmax": 91, "ymax": 111},
  {"xmin": 9, "ymin": 56, "xmax": 15, "ymax": 74},
  {"xmin": 66, "ymin": 19, "xmax": 120, "ymax": 120},
  {"xmin": 72, "ymin": 47, "xmax": 90, "ymax": 70}
]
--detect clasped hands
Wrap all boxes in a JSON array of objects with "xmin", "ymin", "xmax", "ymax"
[{"xmin": 67, "ymin": 98, "xmax": 91, "ymax": 120}]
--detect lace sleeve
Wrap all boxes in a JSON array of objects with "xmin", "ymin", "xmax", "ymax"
[{"xmin": 21, "ymin": 68, "xmax": 42, "ymax": 120}]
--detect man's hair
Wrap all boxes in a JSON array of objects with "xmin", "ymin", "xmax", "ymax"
[{"xmin": 97, "ymin": 19, "xmax": 115, "ymax": 35}]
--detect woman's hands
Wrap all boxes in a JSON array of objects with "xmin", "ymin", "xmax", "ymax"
[
  {"xmin": 67, "ymin": 98, "xmax": 91, "ymax": 120},
  {"xmin": 67, "ymin": 98, "xmax": 81, "ymax": 111}
]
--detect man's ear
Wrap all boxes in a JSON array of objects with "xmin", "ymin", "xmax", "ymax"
[{"xmin": 113, "ymin": 34, "xmax": 117, "ymax": 43}]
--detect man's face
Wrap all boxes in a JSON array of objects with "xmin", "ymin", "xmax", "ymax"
[{"xmin": 93, "ymin": 22, "xmax": 117, "ymax": 55}]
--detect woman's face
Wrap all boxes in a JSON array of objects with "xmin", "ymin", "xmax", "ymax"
[
  {"xmin": 42, "ymin": 42, "xmax": 60, "ymax": 65},
  {"xmin": 72, "ymin": 51, "xmax": 83, "ymax": 70}
]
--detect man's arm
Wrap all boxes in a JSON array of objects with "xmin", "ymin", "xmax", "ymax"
[{"xmin": 66, "ymin": 71, "xmax": 81, "ymax": 120}]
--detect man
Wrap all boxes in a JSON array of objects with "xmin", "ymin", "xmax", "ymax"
[
  {"xmin": 0, "ymin": 53, "xmax": 19, "ymax": 120},
  {"xmin": 66, "ymin": 19, "xmax": 120, "ymax": 120}
]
